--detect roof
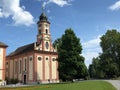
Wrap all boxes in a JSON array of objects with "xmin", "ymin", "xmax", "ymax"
[
  {"xmin": 8, "ymin": 43, "xmax": 34, "ymax": 56},
  {"xmin": 40, "ymin": 13, "xmax": 48, "ymax": 21},
  {"xmin": 37, "ymin": 12, "xmax": 50, "ymax": 24},
  {"xmin": 0, "ymin": 42, "xmax": 8, "ymax": 48}
]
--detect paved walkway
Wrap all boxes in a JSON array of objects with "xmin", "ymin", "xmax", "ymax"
[
  {"xmin": 0, "ymin": 83, "xmax": 31, "ymax": 88},
  {"xmin": 105, "ymin": 80, "xmax": 120, "ymax": 90}
]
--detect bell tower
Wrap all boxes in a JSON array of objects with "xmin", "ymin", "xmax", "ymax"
[{"xmin": 35, "ymin": 12, "xmax": 53, "ymax": 51}]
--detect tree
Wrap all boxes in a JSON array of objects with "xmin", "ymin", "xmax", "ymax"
[
  {"xmin": 53, "ymin": 38, "xmax": 62, "ymax": 51},
  {"xmin": 89, "ymin": 64, "xmax": 96, "ymax": 78},
  {"xmin": 89, "ymin": 29, "xmax": 120, "ymax": 79},
  {"xmin": 89, "ymin": 57, "xmax": 102, "ymax": 78},
  {"xmin": 100, "ymin": 30, "xmax": 120, "ymax": 78},
  {"xmin": 53, "ymin": 28, "xmax": 88, "ymax": 81}
]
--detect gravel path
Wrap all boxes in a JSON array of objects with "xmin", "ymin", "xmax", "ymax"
[{"xmin": 105, "ymin": 80, "xmax": 120, "ymax": 90}]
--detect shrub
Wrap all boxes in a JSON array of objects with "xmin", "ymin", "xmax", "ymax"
[{"xmin": 10, "ymin": 78, "xmax": 19, "ymax": 84}]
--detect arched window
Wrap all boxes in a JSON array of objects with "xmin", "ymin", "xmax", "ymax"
[
  {"xmin": 39, "ymin": 29, "xmax": 41, "ymax": 34},
  {"xmin": 46, "ymin": 29, "xmax": 48, "ymax": 34},
  {"xmin": 46, "ymin": 42, "xmax": 49, "ymax": 49}
]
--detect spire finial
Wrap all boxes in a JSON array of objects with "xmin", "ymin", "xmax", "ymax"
[{"xmin": 42, "ymin": 4, "xmax": 45, "ymax": 13}]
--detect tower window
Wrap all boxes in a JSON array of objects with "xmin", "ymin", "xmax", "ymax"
[
  {"xmin": 39, "ymin": 29, "xmax": 41, "ymax": 34},
  {"xmin": 46, "ymin": 29, "xmax": 48, "ymax": 34},
  {"xmin": 46, "ymin": 24, "xmax": 48, "ymax": 27},
  {"xmin": 46, "ymin": 42, "xmax": 49, "ymax": 49}
]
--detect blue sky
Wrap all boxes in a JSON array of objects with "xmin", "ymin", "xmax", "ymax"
[{"xmin": 0, "ymin": 0, "xmax": 120, "ymax": 67}]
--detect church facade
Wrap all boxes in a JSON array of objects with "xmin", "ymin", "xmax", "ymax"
[
  {"xmin": 5, "ymin": 12, "xmax": 59, "ymax": 84},
  {"xmin": 0, "ymin": 42, "xmax": 7, "ymax": 81}
]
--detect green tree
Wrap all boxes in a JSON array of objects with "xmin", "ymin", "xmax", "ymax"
[
  {"xmin": 53, "ymin": 38, "xmax": 62, "ymax": 51},
  {"xmin": 54, "ymin": 28, "xmax": 88, "ymax": 81},
  {"xmin": 99, "ymin": 29, "xmax": 120, "ymax": 78},
  {"xmin": 89, "ymin": 64, "xmax": 96, "ymax": 78},
  {"xmin": 89, "ymin": 57, "xmax": 102, "ymax": 78}
]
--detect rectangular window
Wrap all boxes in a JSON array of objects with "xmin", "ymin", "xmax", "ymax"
[
  {"xmin": 15, "ymin": 61, "xmax": 17, "ymax": 74},
  {"xmin": 46, "ymin": 29, "xmax": 48, "ymax": 34},
  {"xmin": 20, "ymin": 60, "xmax": 21, "ymax": 74},
  {"xmin": 39, "ymin": 29, "xmax": 41, "ymax": 34},
  {"xmin": 25, "ymin": 59, "xmax": 26, "ymax": 71}
]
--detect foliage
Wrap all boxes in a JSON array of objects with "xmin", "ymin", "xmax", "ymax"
[
  {"xmin": 6, "ymin": 78, "xmax": 19, "ymax": 84},
  {"xmin": 53, "ymin": 28, "xmax": 88, "ymax": 81},
  {"xmin": 89, "ymin": 29, "xmax": 120, "ymax": 79}
]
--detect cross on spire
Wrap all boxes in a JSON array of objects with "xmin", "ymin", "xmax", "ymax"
[{"xmin": 42, "ymin": 5, "xmax": 45, "ymax": 13}]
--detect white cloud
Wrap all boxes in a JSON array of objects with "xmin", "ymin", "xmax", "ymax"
[
  {"xmin": 82, "ymin": 35, "xmax": 102, "ymax": 67},
  {"xmin": 83, "ymin": 36, "xmax": 101, "ymax": 49},
  {"xmin": 41, "ymin": 0, "xmax": 73, "ymax": 8},
  {"xmin": 82, "ymin": 52, "xmax": 100, "ymax": 68},
  {"xmin": 50, "ymin": 0, "xmax": 69, "ymax": 7},
  {"xmin": 109, "ymin": 1, "xmax": 120, "ymax": 11},
  {"xmin": 0, "ymin": 8, "xmax": 3, "ymax": 17},
  {"xmin": 0, "ymin": 0, "xmax": 35, "ymax": 26}
]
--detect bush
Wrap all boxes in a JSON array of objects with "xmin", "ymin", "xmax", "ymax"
[
  {"xmin": 10, "ymin": 78, "xmax": 19, "ymax": 84},
  {"xmin": 5, "ymin": 77, "xmax": 10, "ymax": 84}
]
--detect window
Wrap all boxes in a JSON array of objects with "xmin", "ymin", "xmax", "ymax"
[
  {"xmin": 15, "ymin": 61, "xmax": 17, "ymax": 74},
  {"xmin": 46, "ymin": 57, "xmax": 48, "ymax": 60},
  {"xmin": 45, "ymin": 42, "xmax": 49, "ymax": 49},
  {"xmin": 46, "ymin": 24, "xmax": 48, "ymax": 27},
  {"xmin": 52, "ymin": 58, "xmax": 56, "ymax": 61},
  {"xmin": 29, "ymin": 57, "xmax": 32, "ymax": 61},
  {"xmin": 20, "ymin": 60, "xmax": 22, "ymax": 74},
  {"xmin": 25, "ymin": 59, "xmax": 26, "ymax": 71},
  {"xmin": 39, "ymin": 30, "xmax": 41, "ymax": 34},
  {"xmin": 38, "ymin": 57, "xmax": 42, "ymax": 61},
  {"xmin": 46, "ymin": 29, "xmax": 48, "ymax": 34}
]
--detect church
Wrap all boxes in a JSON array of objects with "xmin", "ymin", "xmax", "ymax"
[
  {"xmin": 0, "ymin": 42, "xmax": 7, "ymax": 82},
  {"xmin": 5, "ymin": 12, "xmax": 59, "ymax": 84}
]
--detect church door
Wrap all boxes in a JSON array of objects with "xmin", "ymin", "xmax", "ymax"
[{"xmin": 24, "ymin": 75, "xmax": 26, "ymax": 84}]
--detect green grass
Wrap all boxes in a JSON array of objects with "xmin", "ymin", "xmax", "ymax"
[{"xmin": 0, "ymin": 80, "xmax": 116, "ymax": 90}]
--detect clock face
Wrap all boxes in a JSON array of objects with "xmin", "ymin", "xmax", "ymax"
[{"xmin": 45, "ymin": 42, "xmax": 49, "ymax": 49}]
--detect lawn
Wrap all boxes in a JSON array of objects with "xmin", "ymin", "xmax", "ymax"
[{"xmin": 0, "ymin": 80, "xmax": 116, "ymax": 90}]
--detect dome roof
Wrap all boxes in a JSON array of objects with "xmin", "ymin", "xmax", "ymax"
[
  {"xmin": 37, "ymin": 12, "xmax": 50, "ymax": 24},
  {"xmin": 39, "ymin": 12, "xmax": 48, "ymax": 21}
]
